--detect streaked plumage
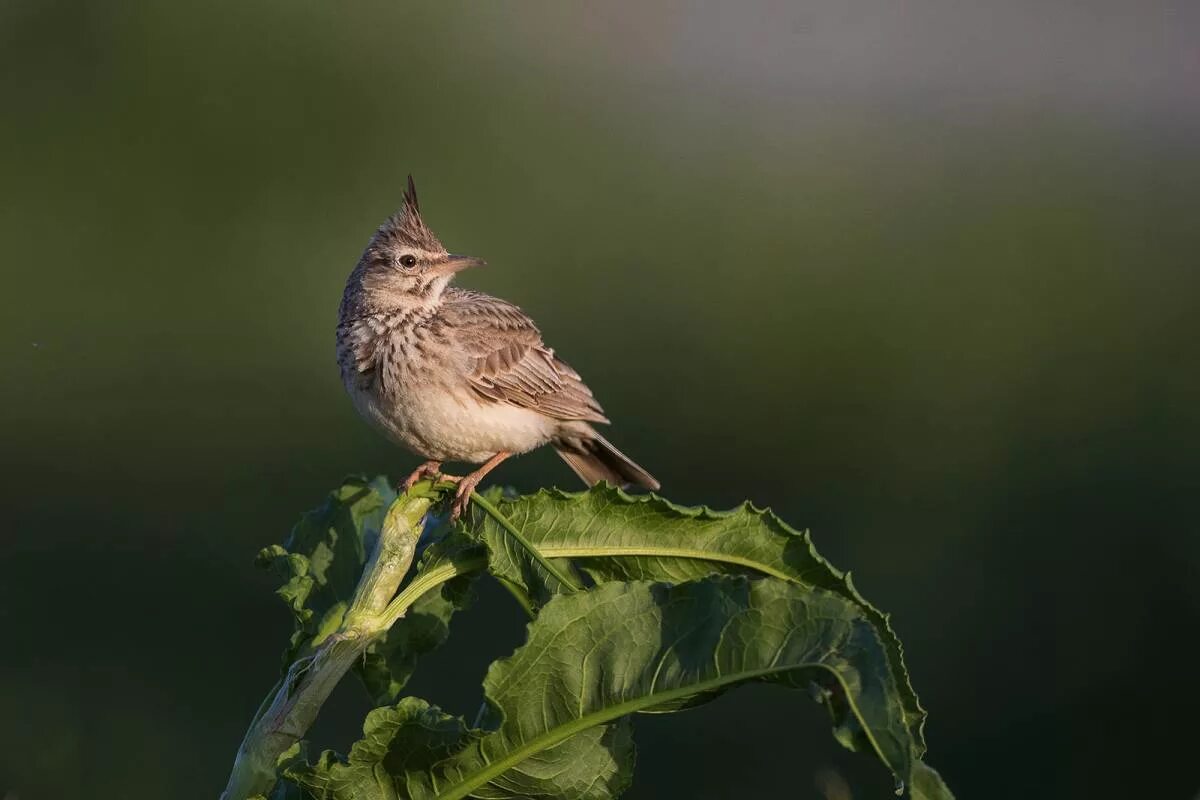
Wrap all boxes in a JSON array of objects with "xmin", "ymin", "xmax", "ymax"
[{"xmin": 336, "ymin": 177, "xmax": 658, "ymax": 514}]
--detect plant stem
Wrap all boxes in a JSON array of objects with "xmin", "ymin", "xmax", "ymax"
[
  {"xmin": 219, "ymin": 488, "xmax": 437, "ymax": 800},
  {"xmin": 469, "ymin": 490, "xmax": 582, "ymax": 592}
]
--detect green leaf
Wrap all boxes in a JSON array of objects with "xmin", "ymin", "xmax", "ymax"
[
  {"xmin": 463, "ymin": 485, "xmax": 926, "ymax": 752},
  {"xmin": 909, "ymin": 760, "xmax": 956, "ymax": 800},
  {"xmin": 285, "ymin": 698, "xmax": 633, "ymax": 800},
  {"xmin": 256, "ymin": 476, "xmax": 470, "ymax": 702},
  {"xmin": 466, "ymin": 490, "xmax": 583, "ymax": 606},
  {"xmin": 288, "ymin": 577, "xmax": 922, "ymax": 799}
]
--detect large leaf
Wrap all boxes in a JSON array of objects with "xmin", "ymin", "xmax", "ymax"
[
  {"xmin": 288, "ymin": 698, "xmax": 634, "ymax": 800},
  {"xmin": 910, "ymin": 761, "xmax": 956, "ymax": 800},
  {"xmin": 256, "ymin": 476, "xmax": 469, "ymax": 701},
  {"xmin": 287, "ymin": 577, "xmax": 945, "ymax": 799},
  {"xmin": 463, "ymin": 485, "xmax": 926, "ymax": 751}
]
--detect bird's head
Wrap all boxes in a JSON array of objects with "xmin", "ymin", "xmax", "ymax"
[{"xmin": 346, "ymin": 176, "xmax": 485, "ymax": 313}]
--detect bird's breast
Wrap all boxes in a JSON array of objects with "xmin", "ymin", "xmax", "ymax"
[{"xmin": 340, "ymin": 319, "xmax": 552, "ymax": 463}]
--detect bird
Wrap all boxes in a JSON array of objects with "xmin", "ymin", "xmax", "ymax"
[{"xmin": 336, "ymin": 176, "xmax": 659, "ymax": 519}]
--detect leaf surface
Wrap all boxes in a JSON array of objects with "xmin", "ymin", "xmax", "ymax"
[
  {"xmin": 288, "ymin": 698, "xmax": 633, "ymax": 800},
  {"xmin": 910, "ymin": 761, "xmax": 957, "ymax": 800}
]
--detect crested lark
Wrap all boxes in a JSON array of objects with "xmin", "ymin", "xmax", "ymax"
[{"xmin": 336, "ymin": 177, "xmax": 659, "ymax": 518}]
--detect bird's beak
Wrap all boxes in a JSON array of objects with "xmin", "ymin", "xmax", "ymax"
[{"xmin": 434, "ymin": 254, "xmax": 486, "ymax": 275}]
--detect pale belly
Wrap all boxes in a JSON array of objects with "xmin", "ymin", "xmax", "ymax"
[{"xmin": 347, "ymin": 378, "xmax": 556, "ymax": 464}]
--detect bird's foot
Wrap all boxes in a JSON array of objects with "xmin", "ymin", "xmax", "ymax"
[
  {"xmin": 448, "ymin": 474, "xmax": 483, "ymax": 522},
  {"xmin": 401, "ymin": 460, "xmax": 445, "ymax": 493},
  {"xmin": 444, "ymin": 451, "xmax": 512, "ymax": 522}
]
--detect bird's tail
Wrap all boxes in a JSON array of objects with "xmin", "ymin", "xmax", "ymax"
[{"xmin": 553, "ymin": 429, "xmax": 660, "ymax": 492}]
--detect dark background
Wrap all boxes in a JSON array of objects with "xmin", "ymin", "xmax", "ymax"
[{"xmin": 3, "ymin": 2, "xmax": 1198, "ymax": 798}]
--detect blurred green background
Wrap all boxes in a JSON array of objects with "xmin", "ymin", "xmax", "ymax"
[{"xmin": 3, "ymin": 1, "xmax": 1198, "ymax": 798}]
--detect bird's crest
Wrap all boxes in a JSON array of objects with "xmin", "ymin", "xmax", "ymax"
[
  {"xmin": 403, "ymin": 173, "xmax": 420, "ymax": 216},
  {"xmin": 378, "ymin": 174, "xmax": 442, "ymax": 251}
]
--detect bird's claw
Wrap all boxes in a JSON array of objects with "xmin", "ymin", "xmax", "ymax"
[
  {"xmin": 448, "ymin": 477, "xmax": 481, "ymax": 522},
  {"xmin": 401, "ymin": 461, "xmax": 445, "ymax": 493}
]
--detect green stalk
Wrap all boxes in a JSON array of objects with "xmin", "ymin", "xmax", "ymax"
[{"xmin": 220, "ymin": 488, "xmax": 438, "ymax": 800}]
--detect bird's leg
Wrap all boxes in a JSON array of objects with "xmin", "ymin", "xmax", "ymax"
[
  {"xmin": 401, "ymin": 460, "xmax": 445, "ymax": 493},
  {"xmin": 449, "ymin": 451, "xmax": 511, "ymax": 521}
]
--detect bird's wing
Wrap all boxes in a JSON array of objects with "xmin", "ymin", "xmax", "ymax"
[{"xmin": 440, "ymin": 289, "xmax": 609, "ymax": 423}]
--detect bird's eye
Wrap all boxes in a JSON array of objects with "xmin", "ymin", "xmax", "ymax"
[{"xmin": 399, "ymin": 254, "xmax": 417, "ymax": 268}]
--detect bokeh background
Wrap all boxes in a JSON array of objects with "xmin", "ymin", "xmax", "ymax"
[{"xmin": 3, "ymin": 1, "xmax": 1198, "ymax": 798}]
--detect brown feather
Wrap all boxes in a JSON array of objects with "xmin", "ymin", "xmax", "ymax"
[
  {"xmin": 554, "ymin": 430, "xmax": 659, "ymax": 491},
  {"xmin": 440, "ymin": 288, "xmax": 610, "ymax": 424}
]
